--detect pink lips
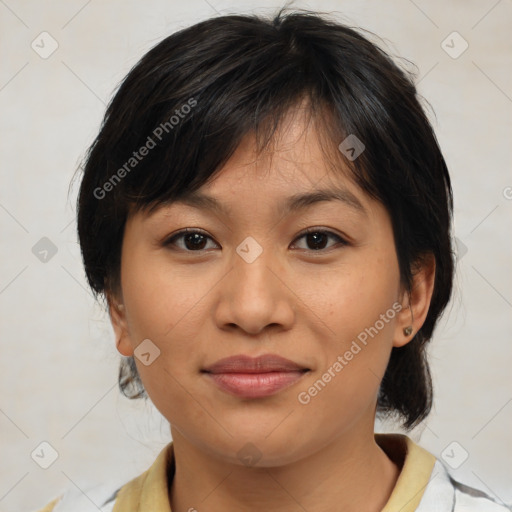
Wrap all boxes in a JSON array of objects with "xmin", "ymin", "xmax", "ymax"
[{"xmin": 202, "ymin": 354, "xmax": 309, "ymax": 398}]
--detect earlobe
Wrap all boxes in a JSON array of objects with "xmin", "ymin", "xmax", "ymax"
[
  {"xmin": 106, "ymin": 293, "xmax": 134, "ymax": 357},
  {"xmin": 393, "ymin": 254, "xmax": 436, "ymax": 348}
]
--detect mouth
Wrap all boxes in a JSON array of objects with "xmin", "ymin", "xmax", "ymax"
[{"xmin": 202, "ymin": 354, "xmax": 310, "ymax": 399}]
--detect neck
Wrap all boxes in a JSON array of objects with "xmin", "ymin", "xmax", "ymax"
[{"xmin": 169, "ymin": 426, "xmax": 401, "ymax": 512}]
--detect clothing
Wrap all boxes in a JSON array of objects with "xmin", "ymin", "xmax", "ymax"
[{"xmin": 36, "ymin": 434, "xmax": 510, "ymax": 511}]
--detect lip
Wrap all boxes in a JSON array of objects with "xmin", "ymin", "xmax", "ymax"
[
  {"xmin": 202, "ymin": 354, "xmax": 310, "ymax": 398},
  {"xmin": 203, "ymin": 354, "xmax": 308, "ymax": 374}
]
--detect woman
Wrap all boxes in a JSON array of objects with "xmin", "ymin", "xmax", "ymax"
[{"xmin": 37, "ymin": 8, "xmax": 509, "ymax": 511}]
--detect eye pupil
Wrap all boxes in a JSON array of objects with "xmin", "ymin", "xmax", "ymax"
[
  {"xmin": 307, "ymin": 232, "xmax": 327, "ymax": 250},
  {"xmin": 185, "ymin": 233, "xmax": 207, "ymax": 250}
]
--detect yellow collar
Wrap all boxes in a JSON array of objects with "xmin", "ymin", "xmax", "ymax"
[
  {"xmin": 113, "ymin": 434, "xmax": 436, "ymax": 511},
  {"xmin": 377, "ymin": 433, "xmax": 436, "ymax": 512},
  {"xmin": 113, "ymin": 441, "xmax": 174, "ymax": 511}
]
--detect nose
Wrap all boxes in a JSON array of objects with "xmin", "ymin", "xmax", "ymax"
[{"xmin": 213, "ymin": 240, "xmax": 295, "ymax": 336}]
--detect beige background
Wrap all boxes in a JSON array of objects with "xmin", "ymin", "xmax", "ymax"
[{"xmin": 0, "ymin": 0, "xmax": 511, "ymax": 510}]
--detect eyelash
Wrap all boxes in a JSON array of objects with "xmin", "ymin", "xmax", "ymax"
[{"xmin": 163, "ymin": 227, "xmax": 348, "ymax": 253}]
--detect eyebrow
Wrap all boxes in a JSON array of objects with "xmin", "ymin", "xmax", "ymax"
[{"xmin": 172, "ymin": 187, "xmax": 367, "ymax": 216}]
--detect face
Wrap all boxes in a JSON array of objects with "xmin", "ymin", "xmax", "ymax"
[{"xmin": 110, "ymin": 108, "xmax": 424, "ymax": 467}]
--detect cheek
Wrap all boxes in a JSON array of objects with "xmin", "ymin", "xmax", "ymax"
[
  {"xmin": 298, "ymin": 243, "xmax": 400, "ymax": 407},
  {"xmin": 120, "ymin": 251, "xmax": 208, "ymax": 425},
  {"xmin": 121, "ymin": 246, "xmax": 209, "ymax": 342},
  {"xmin": 301, "ymin": 244, "xmax": 400, "ymax": 343},
  {"xmin": 119, "ymin": 247, "xmax": 215, "ymax": 409}
]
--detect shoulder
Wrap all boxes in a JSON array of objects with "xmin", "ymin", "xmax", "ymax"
[
  {"xmin": 418, "ymin": 459, "xmax": 511, "ymax": 512},
  {"xmin": 34, "ymin": 443, "xmax": 173, "ymax": 512},
  {"xmin": 452, "ymin": 477, "xmax": 512, "ymax": 511},
  {"xmin": 33, "ymin": 482, "xmax": 119, "ymax": 512}
]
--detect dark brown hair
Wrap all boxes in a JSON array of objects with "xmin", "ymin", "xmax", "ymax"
[{"xmin": 76, "ymin": 8, "xmax": 454, "ymax": 429}]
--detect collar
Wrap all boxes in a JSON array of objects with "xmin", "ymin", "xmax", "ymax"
[
  {"xmin": 113, "ymin": 442, "xmax": 175, "ymax": 511},
  {"xmin": 377, "ymin": 433, "xmax": 437, "ymax": 512},
  {"xmin": 113, "ymin": 434, "xmax": 437, "ymax": 511}
]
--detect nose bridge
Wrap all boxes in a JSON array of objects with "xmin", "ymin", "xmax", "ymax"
[
  {"xmin": 233, "ymin": 234, "xmax": 278, "ymax": 303},
  {"xmin": 216, "ymin": 234, "xmax": 293, "ymax": 334}
]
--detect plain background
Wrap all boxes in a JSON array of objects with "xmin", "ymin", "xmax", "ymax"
[{"xmin": 1, "ymin": 0, "xmax": 511, "ymax": 510}]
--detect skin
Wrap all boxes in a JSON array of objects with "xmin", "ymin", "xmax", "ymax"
[{"xmin": 108, "ymin": 105, "xmax": 436, "ymax": 512}]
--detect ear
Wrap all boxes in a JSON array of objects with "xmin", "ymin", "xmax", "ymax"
[
  {"xmin": 393, "ymin": 253, "xmax": 436, "ymax": 348},
  {"xmin": 106, "ymin": 291, "xmax": 134, "ymax": 357}
]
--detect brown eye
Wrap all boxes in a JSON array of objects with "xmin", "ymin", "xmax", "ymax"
[
  {"xmin": 292, "ymin": 229, "xmax": 347, "ymax": 251},
  {"xmin": 164, "ymin": 229, "xmax": 218, "ymax": 252},
  {"xmin": 163, "ymin": 227, "xmax": 347, "ymax": 253}
]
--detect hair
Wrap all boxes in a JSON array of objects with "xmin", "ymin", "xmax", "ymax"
[{"xmin": 76, "ymin": 7, "xmax": 454, "ymax": 430}]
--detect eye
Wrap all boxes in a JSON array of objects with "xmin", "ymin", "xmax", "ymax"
[
  {"xmin": 291, "ymin": 228, "xmax": 347, "ymax": 252},
  {"xmin": 163, "ymin": 227, "xmax": 348, "ymax": 253},
  {"xmin": 163, "ymin": 228, "xmax": 218, "ymax": 252}
]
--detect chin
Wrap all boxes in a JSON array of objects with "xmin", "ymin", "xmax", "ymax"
[{"xmin": 220, "ymin": 432, "xmax": 309, "ymax": 468}]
